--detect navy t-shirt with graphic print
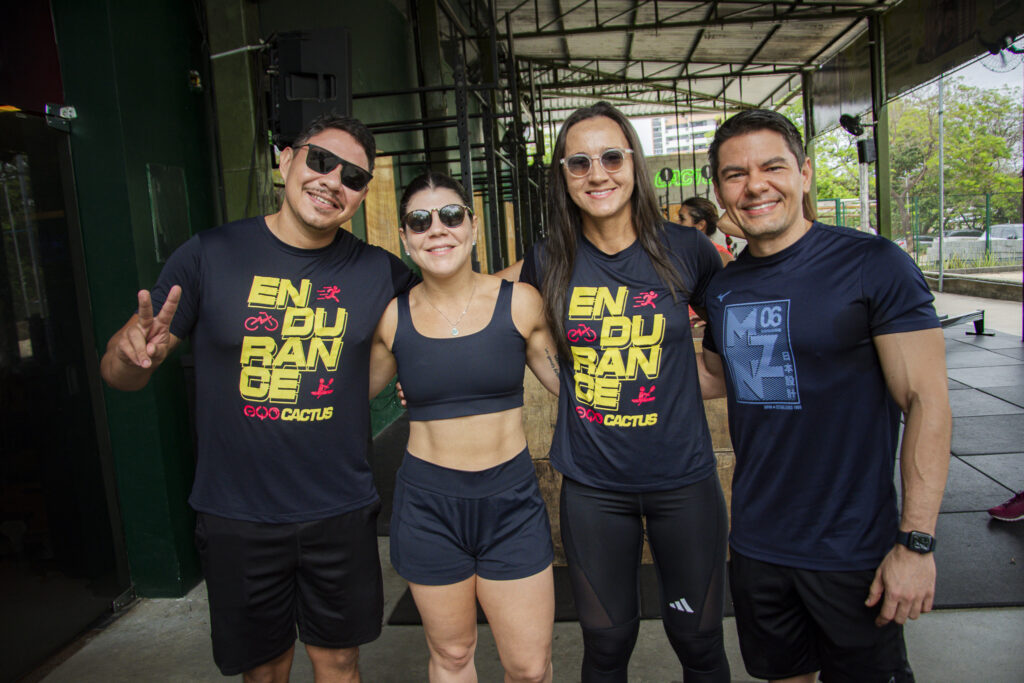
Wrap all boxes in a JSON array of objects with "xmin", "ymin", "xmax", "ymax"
[
  {"xmin": 151, "ymin": 217, "xmax": 417, "ymax": 523},
  {"xmin": 702, "ymin": 221, "xmax": 940, "ymax": 571},
  {"xmin": 522, "ymin": 222, "xmax": 722, "ymax": 492}
]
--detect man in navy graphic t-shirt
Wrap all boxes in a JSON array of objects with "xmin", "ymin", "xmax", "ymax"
[
  {"xmin": 700, "ymin": 109, "xmax": 951, "ymax": 683},
  {"xmin": 101, "ymin": 113, "xmax": 415, "ymax": 682}
]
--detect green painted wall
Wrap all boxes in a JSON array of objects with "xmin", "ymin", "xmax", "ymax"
[{"xmin": 52, "ymin": 0, "xmax": 218, "ymax": 596}]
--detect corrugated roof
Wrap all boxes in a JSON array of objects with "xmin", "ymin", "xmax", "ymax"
[{"xmin": 492, "ymin": 0, "xmax": 896, "ymax": 122}]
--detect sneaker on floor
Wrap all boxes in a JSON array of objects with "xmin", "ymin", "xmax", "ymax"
[{"xmin": 988, "ymin": 491, "xmax": 1024, "ymax": 522}]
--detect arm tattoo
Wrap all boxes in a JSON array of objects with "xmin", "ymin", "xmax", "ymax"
[{"xmin": 545, "ymin": 347, "xmax": 559, "ymax": 375}]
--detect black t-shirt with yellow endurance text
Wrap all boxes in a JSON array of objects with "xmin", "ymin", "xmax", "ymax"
[
  {"xmin": 151, "ymin": 217, "xmax": 416, "ymax": 523},
  {"xmin": 522, "ymin": 222, "xmax": 721, "ymax": 492}
]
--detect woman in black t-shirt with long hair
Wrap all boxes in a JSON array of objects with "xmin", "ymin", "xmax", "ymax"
[{"xmin": 518, "ymin": 102, "xmax": 729, "ymax": 682}]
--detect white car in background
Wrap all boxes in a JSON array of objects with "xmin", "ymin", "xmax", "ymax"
[{"xmin": 978, "ymin": 224, "xmax": 1022, "ymax": 240}]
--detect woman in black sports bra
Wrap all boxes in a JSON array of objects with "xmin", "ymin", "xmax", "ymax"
[{"xmin": 369, "ymin": 172, "xmax": 560, "ymax": 682}]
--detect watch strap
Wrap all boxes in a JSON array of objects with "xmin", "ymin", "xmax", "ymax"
[{"xmin": 896, "ymin": 530, "xmax": 936, "ymax": 553}]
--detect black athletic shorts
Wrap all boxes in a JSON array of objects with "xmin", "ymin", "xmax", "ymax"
[
  {"xmin": 389, "ymin": 448, "xmax": 553, "ymax": 585},
  {"xmin": 729, "ymin": 550, "xmax": 914, "ymax": 683},
  {"xmin": 195, "ymin": 502, "xmax": 383, "ymax": 676}
]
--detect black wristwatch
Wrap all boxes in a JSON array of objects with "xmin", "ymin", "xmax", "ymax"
[{"xmin": 896, "ymin": 530, "xmax": 936, "ymax": 553}]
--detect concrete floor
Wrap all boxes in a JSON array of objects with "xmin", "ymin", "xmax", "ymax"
[
  {"xmin": 34, "ymin": 537, "xmax": 1024, "ymax": 683},
  {"xmin": 34, "ymin": 290, "xmax": 1024, "ymax": 683}
]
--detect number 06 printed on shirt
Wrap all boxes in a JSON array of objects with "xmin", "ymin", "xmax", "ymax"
[{"xmin": 722, "ymin": 300, "xmax": 801, "ymax": 409}]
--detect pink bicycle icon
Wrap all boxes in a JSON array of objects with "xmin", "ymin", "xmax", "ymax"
[
  {"xmin": 567, "ymin": 323, "xmax": 597, "ymax": 343},
  {"xmin": 245, "ymin": 311, "xmax": 279, "ymax": 331}
]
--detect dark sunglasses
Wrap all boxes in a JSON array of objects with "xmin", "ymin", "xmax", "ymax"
[
  {"xmin": 295, "ymin": 144, "xmax": 373, "ymax": 192},
  {"xmin": 560, "ymin": 147, "xmax": 633, "ymax": 178},
  {"xmin": 401, "ymin": 204, "xmax": 472, "ymax": 233}
]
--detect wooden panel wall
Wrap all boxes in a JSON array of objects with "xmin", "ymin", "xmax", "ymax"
[
  {"xmin": 504, "ymin": 201, "xmax": 516, "ymax": 267},
  {"xmin": 363, "ymin": 155, "xmax": 401, "ymax": 257},
  {"xmin": 473, "ymin": 194, "xmax": 489, "ymax": 273}
]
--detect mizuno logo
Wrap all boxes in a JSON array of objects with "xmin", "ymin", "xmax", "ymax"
[
  {"xmin": 668, "ymin": 598, "xmax": 694, "ymax": 613},
  {"xmin": 716, "ymin": 290, "xmax": 732, "ymax": 302}
]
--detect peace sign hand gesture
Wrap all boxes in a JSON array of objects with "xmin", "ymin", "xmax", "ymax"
[{"xmin": 101, "ymin": 285, "xmax": 183, "ymax": 391}]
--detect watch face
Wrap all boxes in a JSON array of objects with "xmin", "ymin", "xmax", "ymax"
[{"xmin": 909, "ymin": 532, "xmax": 933, "ymax": 552}]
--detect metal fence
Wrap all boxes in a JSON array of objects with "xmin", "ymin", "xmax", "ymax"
[{"xmin": 817, "ymin": 192, "xmax": 1023, "ymax": 268}]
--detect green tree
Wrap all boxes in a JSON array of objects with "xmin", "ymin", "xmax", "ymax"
[
  {"xmin": 887, "ymin": 80, "xmax": 1022, "ymax": 245},
  {"xmin": 781, "ymin": 97, "xmax": 861, "ymax": 207},
  {"xmin": 794, "ymin": 78, "xmax": 1022, "ymax": 242}
]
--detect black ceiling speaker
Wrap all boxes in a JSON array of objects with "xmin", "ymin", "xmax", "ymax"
[{"xmin": 268, "ymin": 28, "xmax": 352, "ymax": 148}]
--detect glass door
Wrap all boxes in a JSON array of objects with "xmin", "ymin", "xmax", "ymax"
[{"xmin": 0, "ymin": 110, "xmax": 130, "ymax": 682}]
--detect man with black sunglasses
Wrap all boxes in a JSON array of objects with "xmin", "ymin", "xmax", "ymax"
[{"xmin": 101, "ymin": 112, "xmax": 416, "ymax": 682}]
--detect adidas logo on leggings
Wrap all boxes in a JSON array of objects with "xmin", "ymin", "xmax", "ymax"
[{"xmin": 668, "ymin": 597, "xmax": 694, "ymax": 613}]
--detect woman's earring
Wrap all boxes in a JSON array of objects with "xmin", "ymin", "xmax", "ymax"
[{"xmin": 472, "ymin": 240, "xmax": 477, "ymax": 247}]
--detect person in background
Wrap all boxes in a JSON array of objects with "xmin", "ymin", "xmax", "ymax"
[
  {"xmin": 678, "ymin": 196, "xmax": 733, "ymax": 267},
  {"xmin": 369, "ymin": 172, "xmax": 560, "ymax": 682},
  {"xmin": 988, "ymin": 490, "xmax": 1024, "ymax": 521}
]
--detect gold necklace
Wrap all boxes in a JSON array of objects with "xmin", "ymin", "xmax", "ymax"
[{"xmin": 422, "ymin": 278, "xmax": 477, "ymax": 336}]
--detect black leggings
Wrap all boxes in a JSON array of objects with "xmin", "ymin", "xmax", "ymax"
[{"xmin": 560, "ymin": 474, "xmax": 730, "ymax": 683}]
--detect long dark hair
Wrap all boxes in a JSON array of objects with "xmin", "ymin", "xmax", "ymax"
[
  {"xmin": 542, "ymin": 101, "xmax": 688, "ymax": 360},
  {"xmin": 680, "ymin": 196, "xmax": 720, "ymax": 236}
]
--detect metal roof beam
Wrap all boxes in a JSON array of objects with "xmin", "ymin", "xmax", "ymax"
[
  {"xmin": 528, "ymin": 55, "xmax": 818, "ymax": 68},
  {"xmin": 497, "ymin": 5, "xmax": 888, "ymax": 39},
  {"xmin": 752, "ymin": 17, "xmax": 865, "ymax": 109},
  {"xmin": 715, "ymin": 23, "xmax": 780, "ymax": 101},
  {"xmin": 538, "ymin": 102, "xmax": 722, "ymax": 117},
  {"xmin": 538, "ymin": 68, "xmax": 805, "ymax": 89}
]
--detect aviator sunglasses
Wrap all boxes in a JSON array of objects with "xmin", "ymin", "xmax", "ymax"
[
  {"xmin": 295, "ymin": 144, "xmax": 373, "ymax": 192},
  {"xmin": 402, "ymin": 204, "xmax": 473, "ymax": 233},
  {"xmin": 560, "ymin": 147, "xmax": 633, "ymax": 178}
]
